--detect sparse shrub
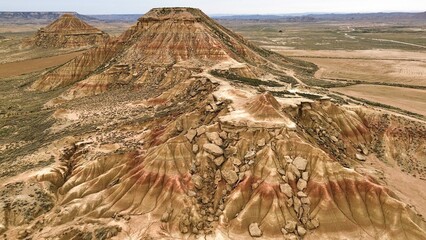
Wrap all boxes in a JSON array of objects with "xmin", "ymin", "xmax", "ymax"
[{"xmin": 210, "ymin": 69, "xmax": 284, "ymax": 87}]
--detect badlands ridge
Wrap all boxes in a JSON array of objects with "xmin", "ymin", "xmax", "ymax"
[
  {"xmin": 31, "ymin": 13, "xmax": 109, "ymax": 49},
  {"xmin": 0, "ymin": 7, "xmax": 425, "ymax": 240}
]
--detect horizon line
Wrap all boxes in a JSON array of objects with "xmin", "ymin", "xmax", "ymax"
[{"xmin": 0, "ymin": 10, "xmax": 425, "ymax": 16}]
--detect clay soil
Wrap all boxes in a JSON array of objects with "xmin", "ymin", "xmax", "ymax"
[
  {"xmin": 333, "ymin": 84, "xmax": 426, "ymax": 116},
  {"xmin": 276, "ymin": 49, "xmax": 426, "ymax": 87},
  {"xmin": 357, "ymin": 154, "xmax": 426, "ymax": 219},
  {"xmin": 0, "ymin": 51, "xmax": 83, "ymax": 78}
]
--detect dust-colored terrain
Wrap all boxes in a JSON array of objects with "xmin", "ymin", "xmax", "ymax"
[
  {"xmin": 275, "ymin": 49, "xmax": 426, "ymax": 60},
  {"xmin": 279, "ymin": 50, "xmax": 426, "ymax": 86},
  {"xmin": 0, "ymin": 51, "xmax": 83, "ymax": 78},
  {"xmin": 221, "ymin": 20, "xmax": 426, "ymax": 117},
  {"xmin": 0, "ymin": 8, "xmax": 425, "ymax": 240},
  {"xmin": 31, "ymin": 14, "xmax": 109, "ymax": 49},
  {"xmin": 334, "ymin": 85, "xmax": 426, "ymax": 116},
  {"xmin": 310, "ymin": 57, "xmax": 426, "ymax": 85}
]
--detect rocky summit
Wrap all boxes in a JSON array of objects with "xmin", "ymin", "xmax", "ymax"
[
  {"xmin": 29, "ymin": 7, "xmax": 311, "ymax": 98},
  {"xmin": 32, "ymin": 13, "xmax": 109, "ymax": 48},
  {"xmin": 0, "ymin": 7, "xmax": 425, "ymax": 240}
]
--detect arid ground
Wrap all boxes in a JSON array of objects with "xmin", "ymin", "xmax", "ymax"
[
  {"xmin": 220, "ymin": 20, "xmax": 426, "ymax": 119},
  {"xmin": 0, "ymin": 51, "xmax": 84, "ymax": 78},
  {"xmin": 0, "ymin": 10, "xmax": 425, "ymax": 239},
  {"xmin": 333, "ymin": 84, "xmax": 426, "ymax": 116}
]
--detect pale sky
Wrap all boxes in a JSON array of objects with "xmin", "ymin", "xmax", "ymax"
[{"xmin": 0, "ymin": 0, "xmax": 424, "ymax": 15}]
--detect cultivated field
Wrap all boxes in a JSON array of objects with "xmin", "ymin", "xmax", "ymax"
[
  {"xmin": 0, "ymin": 17, "xmax": 425, "ymax": 119},
  {"xmin": 223, "ymin": 20, "xmax": 426, "ymax": 117},
  {"xmin": 334, "ymin": 84, "xmax": 426, "ymax": 116},
  {"xmin": 301, "ymin": 55, "xmax": 426, "ymax": 86},
  {"xmin": 221, "ymin": 20, "xmax": 426, "ymax": 51},
  {"xmin": 0, "ymin": 51, "xmax": 83, "ymax": 78}
]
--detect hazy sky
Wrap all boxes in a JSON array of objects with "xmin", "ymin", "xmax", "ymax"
[{"xmin": 1, "ymin": 0, "xmax": 425, "ymax": 14}]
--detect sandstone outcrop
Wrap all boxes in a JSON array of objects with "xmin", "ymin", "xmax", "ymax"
[
  {"xmin": 1, "ymin": 7, "xmax": 425, "ymax": 240},
  {"xmin": 32, "ymin": 14, "xmax": 109, "ymax": 48},
  {"xmin": 30, "ymin": 8, "xmax": 310, "ymax": 101}
]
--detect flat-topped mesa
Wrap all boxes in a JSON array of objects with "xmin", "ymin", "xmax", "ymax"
[
  {"xmin": 33, "ymin": 13, "xmax": 109, "ymax": 48},
  {"xmin": 140, "ymin": 7, "xmax": 204, "ymax": 22},
  {"xmin": 116, "ymin": 7, "xmax": 256, "ymax": 64},
  {"xmin": 31, "ymin": 7, "xmax": 307, "ymax": 102},
  {"xmin": 41, "ymin": 14, "xmax": 102, "ymax": 34}
]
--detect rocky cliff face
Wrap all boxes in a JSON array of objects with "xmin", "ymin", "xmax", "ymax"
[
  {"xmin": 6, "ymin": 80, "xmax": 424, "ymax": 239},
  {"xmin": 32, "ymin": 14, "xmax": 109, "ymax": 49},
  {"xmin": 1, "ymin": 7, "xmax": 425, "ymax": 240},
  {"xmin": 29, "ymin": 8, "xmax": 310, "ymax": 99}
]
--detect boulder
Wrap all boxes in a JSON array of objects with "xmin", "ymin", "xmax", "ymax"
[
  {"xmin": 288, "ymin": 164, "xmax": 301, "ymax": 178},
  {"xmin": 161, "ymin": 211, "xmax": 171, "ymax": 222},
  {"xmin": 196, "ymin": 126, "xmax": 206, "ymax": 136},
  {"xmin": 214, "ymin": 156, "xmax": 225, "ymax": 166},
  {"xmin": 232, "ymin": 157, "xmax": 242, "ymax": 166},
  {"xmin": 278, "ymin": 168, "xmax": 286, "ymax": 175},
  {"xmin": 301, "ymin": 197, "xmax": 310, "ymax": 204},
  {"xmin": 359, "ymin": 144, "xmax": 369, "ymax": 155},
  {"xmin": 257, "ymin": 138, "xmax": 266, "ymax": 147},
  {"xmin": 219, "ymin": 131, "xmax": 228, "ymax": 139},
  {"xmin": 185, "ymin": 129, "xmax": 197, "ymax": 142},
  {"xmin": 362, "ymin": 147, "xmax": 369, "ymax": 155},
  {"xmin": 249, "ymin": 223, "xmax": 262, "ymax": 237},
  {"xmin": 225, "ymin": 146, "xmax": 237, "ymax": 156},
  {"xmin": 192, "ymin": 144, "xmax": 199, "ymax": 153},
  {"xmin": 297, "ymin": 225, "xmax": 307, "ymax": 236},
  {"xmin": 203, "ymin": 143, "xmax": 223, "ymax": 156},
  {"xmin": 297, "ymin": 179, "xmax": 307, "ymax": 191},
  {"xmin": 284, "ymin": 220, "xmax": 297, "ymax": 233},
  {"xmin": 356, "ymin": 153, "xmax": 366, "ymax": 161},
  {"xmin": 280, "ymin": 183, "xmax": 293, "ymax": 198},
  {"xmin": 293, "ymin": 156, "xmax": 308, "ymax": 171},
  {"xmin": 302, "ymin": 171, "xmax": 309, "ymax": 181},
  {"xmin": 222, "ymin": 169, "xmax": 238, "ymax": 185},
  {"xmin": 192, "ymin": 175, "xmax": 203, "ymax": 189},
  {"xmin": 297, "ymin": 191, "xmax": 307, "ymax": 198},
  {"xmin": 293, "ymin": 197, "xmax": 302, "ymax": 213},
  {"xmin": 311, "ymin": 218, "xmax": 320, "ymax": 228},
  {"xmin": 244, "ymin": 150, "xmax": 256, "ymax": 160},
  {"xmin": 206, "ymin": 132, "xmax": 223, "ymax": 146},
  {"xmin": 286, "ymin": 171, "xmax": 296, "ymax": 182}
]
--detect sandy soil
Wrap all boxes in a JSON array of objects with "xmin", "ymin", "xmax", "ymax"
[
  {"xmin": 357, "ymin": 154, "xmax": 426, "ymax": 219},
  {"xmin": 275, "ymin": 49, "xmax": 426, "ymax": 61},
  {"xmin": 333, "ymin": 84, "xmax": 426, "ymax": 116},
  {"xmin": 0, "ymin": 51, "xmax": 83, "ymax": 78},
  {"xmin": 273, "ymin": 49, "xmax": 426, "ymax": 87},
  {"xmin": 0, "ymin": 21, "xmax": 132, "ymax": 36},
  {"xmin": 305, "ymin": 57, "xmax": 426, "ymax": 86},
  {"xmin": 0, "ymin": 24, "xmax": 44, "ymax": 33}
]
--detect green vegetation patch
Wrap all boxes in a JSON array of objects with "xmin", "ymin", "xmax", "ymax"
[
  {"xmin": 301, "ymin": 77, "xmax": 357, "ymax": 88},
  {"xmin": 210, "ymin": 69, "xmax": 284, "ymax": 87}
]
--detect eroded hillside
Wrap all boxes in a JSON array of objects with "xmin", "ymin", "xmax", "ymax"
[{"xmin": 0, "ymin": 7, "xmax": 425, "ymax": 240}]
